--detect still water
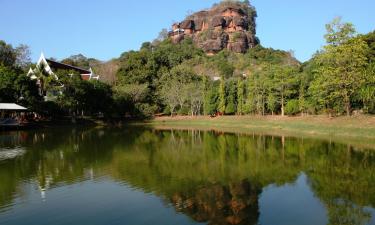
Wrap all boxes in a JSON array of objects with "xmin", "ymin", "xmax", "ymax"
[{"xmin": 0, "ymin": 126, "xmax": 375, "ymax": 225}]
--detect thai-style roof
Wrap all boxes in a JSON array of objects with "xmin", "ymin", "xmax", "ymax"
[
  {"xmin": 45, "ymin": 59, "xmax": 91, "ymax": 75},
  {"xmin": 27, "ymin": 53, "xmax": 100, "ymax": 81}
]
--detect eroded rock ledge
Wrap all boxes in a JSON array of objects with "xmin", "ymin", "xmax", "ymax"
[{"xmin": 169, "ymin": 1, "xmax": 259, "ymax": 54}]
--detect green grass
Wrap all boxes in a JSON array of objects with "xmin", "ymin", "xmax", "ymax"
[{"xmin": 140, "ymin": 115, "xmax": 375, "ymax": 150}]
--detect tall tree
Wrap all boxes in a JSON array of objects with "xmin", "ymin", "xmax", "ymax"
[
  {"xmin": 225, "ymin": 80, "xmax": 237, "ymax": 115},
  {"xmin": 187, "ymin": 81, "xmax": 204, "ymax": 116},
  {"xmin": 267, "ymin": 94, "xmax": 277, "ymax": 116},
  {"xmin": 218, "ymin": 77, "xmax": 226, "ymax": 114},
  {"xmin": 0, "ymin": 40, "xmax": 16, "ymax": 67},
  {"xmin": 311, "ymin": 18, "xmax": 369, "ymax": 116},
  {"xmin": 237, "ymin": 78, "xmax": 245, "ymax": 115},
  {"xmin": 324, "ymin": 17, "xmax": 355, "ymax": 46},
  {"xmin": 14, "ymin": 44, "xmax": 31, "ymax": 69},
  {"xmin": 358, "ymin": 62, "xmax": 375, "ymax": 113},
  {"xmin": 272, "ymin": 65, "xmax": 298, "ymax": 116},
  {"xmin": 203, "ymin": 80, "xmax": 219, "ymax": 116},
  {"xmin": 0, "ymin": 65, "xmax": 41, "ymax": 108}
]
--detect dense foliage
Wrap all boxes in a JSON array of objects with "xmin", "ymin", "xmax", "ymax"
[
  {"xmin": 113, "ymin": 17, "xmax": 374, "ymax": 117},
  {"xmin": 0, "ymin": 41, "xmax": 41, "ymax": 110},
  {"xmin": 0, "ymin": 42, "xmax": 113, "ymax": 120}
]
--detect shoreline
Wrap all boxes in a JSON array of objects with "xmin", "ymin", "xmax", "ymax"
[
  {"xmin": 142, "ymin": 115, "xmax": 375, "ymax": 150},
  {"xmin": 2, "ymin": 115, "xmax": 375, "ymax": 149}
]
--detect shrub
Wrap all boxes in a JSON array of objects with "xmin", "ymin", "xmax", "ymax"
[
  {"xmin": 285, "ymin": 99, "xmax": 300, "ymax": 115},
  {"xmin": 135, "ymin": 103, "xmax": 158, "ymax": 119}
]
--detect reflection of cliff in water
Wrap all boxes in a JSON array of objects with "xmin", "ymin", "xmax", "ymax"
[{"xmin": 171, "ymin": 180, "xmax": 260, "ymax": 225}]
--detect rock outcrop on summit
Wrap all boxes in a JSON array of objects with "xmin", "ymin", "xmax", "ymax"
[{"xmin": 169, "ymin": 1, "xmax": 258, "ymax": 55}]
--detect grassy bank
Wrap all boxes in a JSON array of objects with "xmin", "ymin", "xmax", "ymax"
[{"xmin": 144, "ymin": 115, "xmax": 375, "ymax": 149}]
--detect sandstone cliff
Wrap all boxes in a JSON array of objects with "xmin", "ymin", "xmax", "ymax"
[{"xmin": 169, "ymin": 1, "xmax": 258, "ymax": 54}]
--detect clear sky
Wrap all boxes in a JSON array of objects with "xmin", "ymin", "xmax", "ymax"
[{"xmin": 0, "ymin": 0, "xmax": 374, "ymax": 62}]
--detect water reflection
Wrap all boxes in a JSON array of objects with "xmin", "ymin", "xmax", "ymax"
[
  {"xmin": 0, "ymin": 127, "xmax": 375, "ymax": 225},
  {"xmin": 171, "ymin": 180, "xmax": 260, "ymax": 225}
]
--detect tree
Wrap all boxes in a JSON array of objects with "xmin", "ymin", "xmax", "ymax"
[
  {"xmin": 225, "ymin": 80, "xmax": 237, "ymax": 115},
  {"xmin": 86, "ymin": 80, "xmax": 113, "ymax": 116},
  {"xmin": 203, "ymin": 80, "xmax": 219, "ymax": 116},
  {"xmin": 297, "ymin": 68, "xmax": 314, "ymax": 116},
  {"xmin": 114, "ymin": 83, "xmax": 149, "ymax": 104},
  {"xmin": 114, "ymin": 83, "xmax": 151, "ymax": 117},
  {"xmin": 358, "ymin": 62, "xmax": 375, "ymax": 113},
  {"xmin": 0, "ymin": 66, "xmax": 19, "ymax": 102},
  {"xmin": 267, "ymin": 94, "xmax": 277, "ymax": 116},
  {"xmin": 218, "ymin": 62, "xmax": 234, "ymax": 78},
  {"xmin": 324, "ymin": 17, "xmax": 355, "ymax": 46},
  {"xmin": 94, "ymin": 59, "xmax": 119, "ymax": 85},
  {"xmin": 57, "ymin": 74, "xmax": 87, "ymax": 117},
  {"xmin": 61, "ymin": 54, "xmax": 100, "ymax": 69},
  {"xmin": 285, "ymin": 99, "xmax": 300, "ymax": 115},
  {"xmin": 237, "ymin": 78, "xmax": 245, "ymax": 115},
  {"xmin": 360, "ymin": 30, "xmax": 375, "ymax": 62},
  {"xmin": 187, "ymin": 81, "xmax": 204, "ymax": 116},
  {"xmin": 153, "ymin": 28, "xmax": 169, "ymax": 46},
  {"xmin": 141, "ymin": 42, "xmax": 153, "ymax": 51},
  {"xmin": 0, "ymin": 40, "xmax": 16, "ymax": 67},
  {"xmin": 0, "ymin": 65, "xmax": 41, "ymax": 108},
  {"xmin": 246, "ymin": 69, "xmax": 270, "ymax": 115},
  {"xmin": 32, "ymin": 64, "xmax": 58, "ymax": 97},
  {"xmin": 218, "ymin": 77, "xmax": 226, "ymax": 114},
  {"xmin": 14, "ymin": 44, "xmax": 31, "ymax": 69},
  {"xmin": 272, "ymin": 65, "xmax": 298, "ymax": 116},
  {"xmin": 311, "ymin": 18, "xmax": 369, "ymax": 116},
  {"xmin": 160, "ymin": 80, "xmax": 180, "ymax": 116}
]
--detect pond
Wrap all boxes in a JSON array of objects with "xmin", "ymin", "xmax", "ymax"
[{"xmin": 0, "ymin": 126, "xmax": 375, "ymax": 225}]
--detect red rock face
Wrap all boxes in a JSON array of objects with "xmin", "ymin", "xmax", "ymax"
[
  {"xmin": 221, "ymin": 8, "xmax": 242, "ymax": 18},
  {"xmin": 170, "ymin": 180, "xmax": 261, "ymax": 225},
  {"xmin": 169, "ymin": 2, "xmax": 258, "ymax": 54}
]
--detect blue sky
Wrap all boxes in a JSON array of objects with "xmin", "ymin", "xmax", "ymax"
[{"xmin": 0, "ymin": 0, "xmax": 374, "ymax": 62}]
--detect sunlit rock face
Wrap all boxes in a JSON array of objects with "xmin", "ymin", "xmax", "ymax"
[{"xmin": 168, "ymin": 1, "xmax": 259, "ymax": 54}]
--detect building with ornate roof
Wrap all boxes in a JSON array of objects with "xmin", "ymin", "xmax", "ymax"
[
  {"xmin": 27, "ymin": 53, "xmax": 100, "ymax": 81},
  {"xmin": 27, "ymin": 53, "xmax": 100, "ymax": 100}
]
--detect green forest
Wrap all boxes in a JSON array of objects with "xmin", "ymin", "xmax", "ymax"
[
  {"xmin": 1, "ymin": 16, "xmax": 374, "ymax": 119},
  {"xmin": 113, "ymin": 16, "xmax": 375, "ymax": 118}
]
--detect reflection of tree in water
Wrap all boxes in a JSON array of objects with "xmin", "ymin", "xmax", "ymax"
[
  {"xmin": 326, "ymin": 199, "xmax": 371, "ymax": 225},
  {"xmin": 171, "ymin": 180, "xmax": 260, "ymax": 225},
  {"xmin": 0, "ymin": 127, "xmax": 143, "ymax": 209},
  {"xmin": 1, "ymin": 128, "xmax": 375, "ymax": 224},
  {"xmin": 305, "ymin": 144, "xmax": 375, "ymax": 225}
]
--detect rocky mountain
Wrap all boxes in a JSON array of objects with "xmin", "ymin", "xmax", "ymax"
[{"xmin": 168, "ymin": 1, "xmax": 258, "ymax": 55}]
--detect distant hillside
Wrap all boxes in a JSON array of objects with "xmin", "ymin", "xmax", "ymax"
[{"xmin": 61, "ymin": 54, "xmax": 119, "ymax": 84}]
